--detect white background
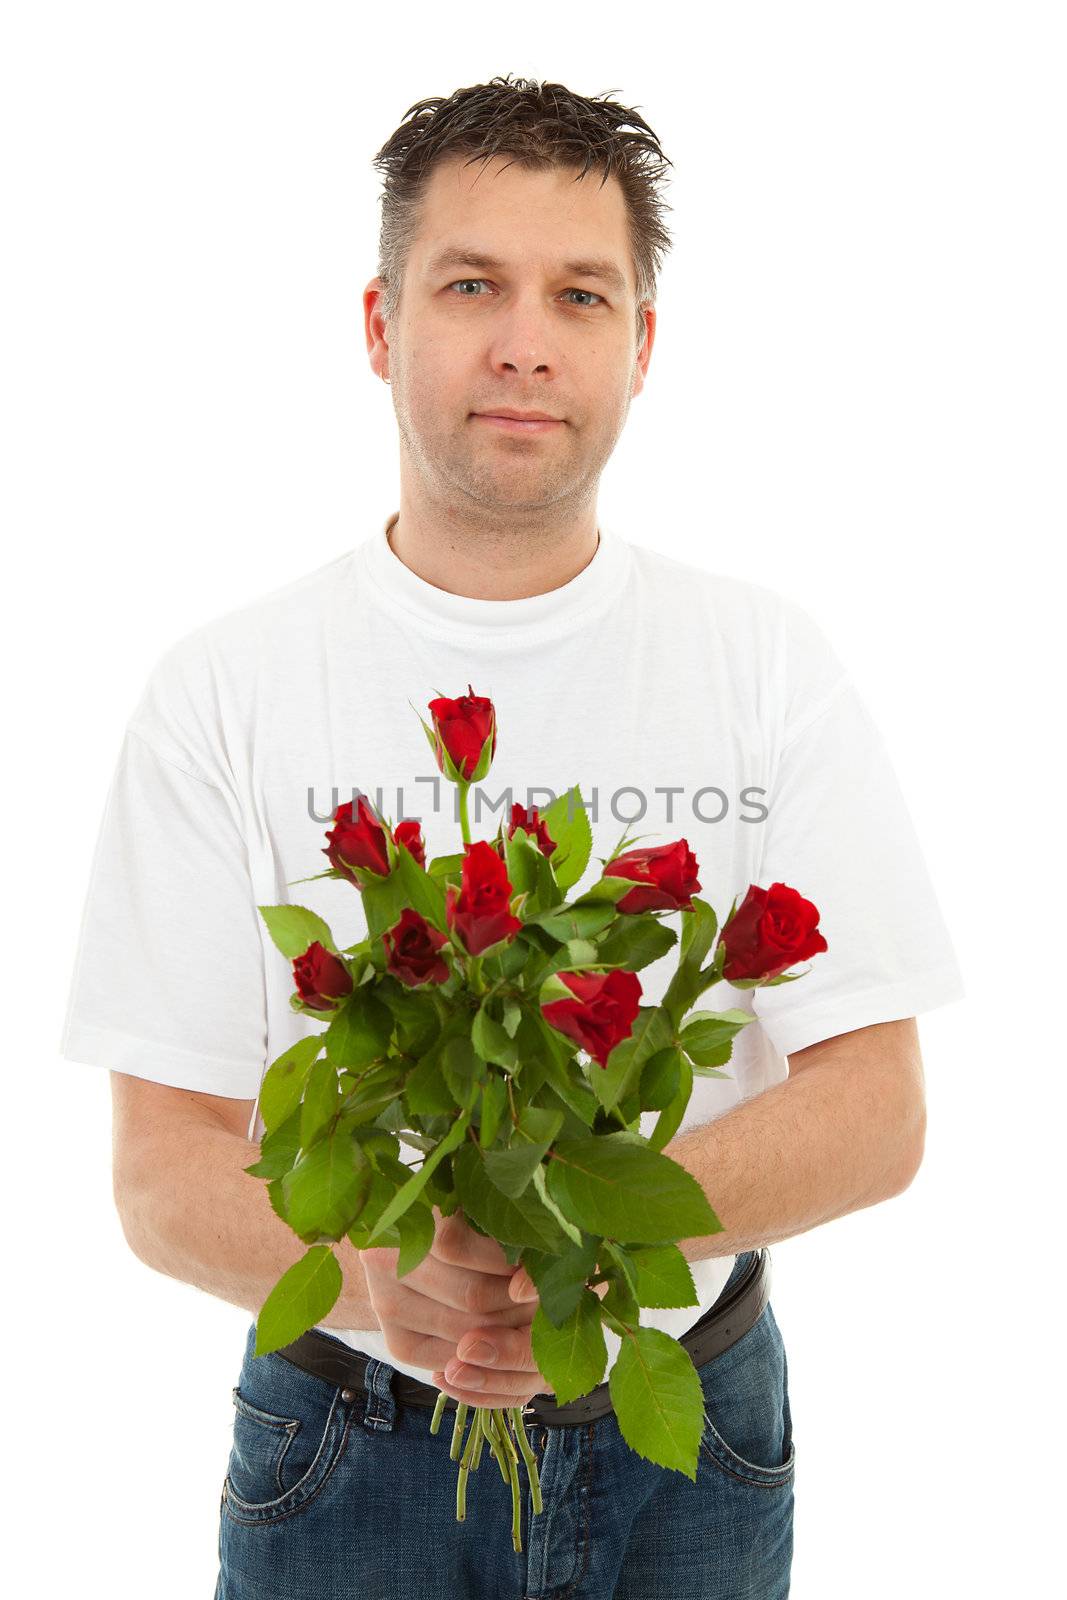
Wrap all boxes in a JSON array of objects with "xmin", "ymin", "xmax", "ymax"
[{"xmin": 4, "ymin": 4, "xmax": 1063, "ymax": 1595}]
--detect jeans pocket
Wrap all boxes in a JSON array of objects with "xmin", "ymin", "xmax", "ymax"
[
  {"xmin": 223, "ymin": 1352, "xmax": 352, "ymax": 1525},
  {"xmin": 698, "ymin": 1302, "xmax": 796, "ymax": 1488}
]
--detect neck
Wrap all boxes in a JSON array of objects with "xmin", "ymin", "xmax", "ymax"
[{"xmin": 385, "ymin": 510, "xmax": 601, "ymax": 603}]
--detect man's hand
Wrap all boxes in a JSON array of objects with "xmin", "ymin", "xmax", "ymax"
[
  {"xmin": 432, "ymin": 1256, "xmax": 611, "ymax": 1410},
  {"xmin": 361, "ymin": 1205, "xmax": 545, "ymax": 1405}
]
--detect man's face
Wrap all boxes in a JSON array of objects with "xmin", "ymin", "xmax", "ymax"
[{"xmin": 367, "ymin": 154, "xmax": 655, "ymax": 517}]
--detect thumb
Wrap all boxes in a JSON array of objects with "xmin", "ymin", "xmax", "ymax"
[{"xmin": 509, "ymin": 1267, "xmax": 539, "ymax": 1303}]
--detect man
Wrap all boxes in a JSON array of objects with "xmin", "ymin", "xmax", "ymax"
[{"xmin": 59, "ymin": 75, "xmax": 963, "ymax": 1599}]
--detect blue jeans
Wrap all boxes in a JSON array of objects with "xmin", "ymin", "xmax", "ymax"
[{"xmin": 215, "ymin": 1250, "xmax": 795, "ymax": 1598}]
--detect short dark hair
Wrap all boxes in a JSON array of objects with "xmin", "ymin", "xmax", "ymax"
[{"xmin": 371, "ymin": 74, "xmax": 674, "ymax": 351}]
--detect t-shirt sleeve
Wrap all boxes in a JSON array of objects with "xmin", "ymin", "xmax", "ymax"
[
  {"xmin": 59, "ymin": 720, "xmax": 268, "ymax": 1098},
  {"xmin": 750, "ymin": 607, "xmax": 965, "ymax": 1058}
]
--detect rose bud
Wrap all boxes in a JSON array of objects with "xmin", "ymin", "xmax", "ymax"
[
  {"xmin": 540, "ymin": 968, "xmax": 643, "ymax": 1069},
  {"xmin": 720, "ymin": 882, "xmax": 828, "ymax": 982},
  {"xmin": 382, "ymin": 906, "xmax": 450, "ymax": 987},
  {"xmin": 444, "ymin": 838, "xmax": 523, "ymax": 956},
  {"xmin": 603, "ymin": 839, "xmax": 701, "ymax": 914},
  {"xmin": 323, "ymin": 795, "xmax": 391, "ymax": 883},
  {"xmin": 292, "ymin": 941, "xmax": 353, "ymax": 1011},
  {"xmin": 392, "ymin": 817, "xmax": 426, "ymax": 868},
  {"xmin": 508, "ymin": 801, "xmax": 556, "ymax": 859},
  {"xmin": 427, "ymin": 684, "xmax": 496, "ymax": 782}
]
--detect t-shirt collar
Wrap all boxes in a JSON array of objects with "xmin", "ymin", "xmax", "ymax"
[{"xmin": 356, "ymin": 511, "xmax": 632, "ymax": 642}]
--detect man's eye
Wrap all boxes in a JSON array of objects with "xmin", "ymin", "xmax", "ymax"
[{"xmin": 448, "ymin": 279, "xmax": 603, "ymax": 307}]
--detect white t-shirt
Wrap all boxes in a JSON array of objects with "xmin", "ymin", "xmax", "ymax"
[{"xmin": 59, "ymin": 514, "xmax": 965, "ymax": 1388}]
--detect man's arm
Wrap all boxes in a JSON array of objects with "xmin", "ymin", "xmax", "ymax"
[
  {"xmin": 662, "ymin": 1017, "xmax": 927, "ymax": 1262},
  {"xmin": 111, "ymin": 1073, "xmax": 380, "ymax": 1331}
]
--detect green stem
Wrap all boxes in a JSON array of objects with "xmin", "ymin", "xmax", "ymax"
[
  {"xmin": 449, "ymin": 1402, "xmax": 470, "ymax": 1461},
  {"xmin": 494, "ymin": 1410, "xmax": 523, "ymax": 1553},
  {"xmin": 456, "ymin": 1406, "xmax": 481, "ymax": 1520},
  {"xmin": 511, "ymin": 1406, "xmax": 543, "ymax": 1514},
  {"xmin": 459, "ymin": 782, "xmax": 471, "ymax": 847},
  {"xmin": 482, "ymin": 1406, "xmax": 511, "ymax": 1483},
  {"xmin": 430, "ymin": 1390, "xmax": 449, "ymax": 1434}
]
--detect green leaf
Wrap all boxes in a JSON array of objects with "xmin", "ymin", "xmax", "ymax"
[
  {"xmin": 529, "ymin": 895, "xmax": 624, "ymax": 942},
  {"xmin": 608, "ymin": 1326, "xmax": 705, "ymax": 1478},
  {"xmin": 289, "ymin": 994, "xmax": 339, "ymax": 1023},
  {"xmin": 392, "ymin": 841, "xmax": 448, "ymax": 933},
  {"xmin": 300, "ymin": 1056, "xmax": 340, "ymax": 1148},
  {"xmin": 538, "ymin": 786, "xmax": 593, "ymax": 892},
  {"xmin": 394, "ymin": 1200, "xmax": 435, "ymax": 1277},
  {"xmin": 565, "ymin": 938, "xmax": 599, "ymax": 965},
  {"xmin": 524, "ymin": 1233, "xmax": 600, "ymax": 1327},
  {"xmin": 595, "ymin": 1005, "xmax": 674, "ymax": 1113},
  {"xmin": 648, "ymin": 1052, "xmax": 695, "ymax": 1154},
  {"xmin": 324, "ymin": 988, "xmax": 395, "ymax": 1070},
  {"xmin": 404, "ymin": 1039, "xmax": 455, "ymax": 1117},
  {"xmin": 339, "ymin": 1065, "xmax": 406, "ymax": 1127},
  {"xmin": 531, "ymin": 1161, "xmax": 584, "ymax": 1246},
  {"xmin": 344, "ymin": 1164, "xmax": 403, "ymax": 1249},
  {"xmin": 441, "ymin": 1033, "xmax": 486, "ymax": 1110},
  {"xmin": 359, "ymin": 870, "xmax": 409, "ymax": 943},
  {"xmin": 364, "ymin": 1109, "xmax": 471, "ymax": 1244},
  {"xmin": 244, "ymin": 1107, "xmax": 302, "ymax": 1179},
  {"xmin": 679, "ymin": 1008, "xmax": 753, "ymax": 1064},
  {"xmin": 427, "ymin": 851, "xmax": 466, "ymax": 881},
  {"xmin": 254, "ymin": 1246, "xmax": 343, "ymax": 1356},
  {"xmin": 545, "ymin": 1134, "xmax": 721, "ymax": 1244},
  {"xmin": 601, "ymin": 1237, "xmax": 640, "ymax": 1299},
  {"xmin": 281, "ymin": 1128, "xmax": 372, "ymax": 1238},
  {"xmin": 471, "ymin": 1003, "xmax": 518, "ymax": 1068},
  {"xmin": 452, "ymin": 1141, "xmax": 571, "ymax": 1251},
  {"xmin": 679, "ymin": 897, "xmax": 718, "ymax": 968},
  {"xmin": 522, "ymin": 1013, "xmax": 599, "ymax": 1127},
  {"xmin": 501, "ymin": 998, "xmax": 522, "ymax": 1038},
  {"xmin": 531, "ymin": 1288, "xmax": 608, "ymax": 1403},
  {"xmin": 504, "ymin": 827, "xmax": 542, "ymax": 902},
  {"xmin": 477, "ymin": 1074, "xmax": 508, "ymax": 1149},
  {"xmin": 258, "ymin": 903, "xmax": 338, "ymax": 958},
  {"xmin": 595, "ymin": 917, "xmax": 678, "ymax": 972},
  {"xmin": 661, "ymin": 898, "xmax": 722, "ymax": 1026},
  {"xmin": 482, "ymin": 1105, "xmax": 564, "ymax": 1198},
  {"xmin": 379, "ymin": 981, "xmax": 440, "ymax": 1056},
  {"xmin": 639, "ymin": 1046, "xmax": 683, "ymax": 1111},
  {"xmin": 260, "ymin": 1035, "xmax": 325, "ymax": 1133},
  {"xmin": 627, "ymin": 1244, "xmax": 700, "ymax": 1309},
  {"xmin": 730, "ymin": 969, "xmax": 806, "ymax": 989}
]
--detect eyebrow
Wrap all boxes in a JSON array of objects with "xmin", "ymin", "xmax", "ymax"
[{"xmin": 425, "ymin": 246, "xmax": 628, "ymax": 295}]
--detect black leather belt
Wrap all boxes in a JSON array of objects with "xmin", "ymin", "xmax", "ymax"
[{"xmin": 274, "ymin": 1248, "xmax": 770, "ymax": 1428}]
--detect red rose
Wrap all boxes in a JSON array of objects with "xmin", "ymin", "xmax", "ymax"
[
  {"xmin": 292, "ymin": 941, "xmax": 353, "ymax": 1010},
  {"xmin": 540, "ymin": 968, "xmax": 643, "ymax": 1069},
  {"xmin": 392, "ymin": 818, "xmax": 426, "ymax": 868},
  {"xmin": 507, "ymin": 801, "xmax": 556, "ymax": 859},
  {"xmin": 382, "ymin": 907, "xmax": 450, "ymax": 987},
  {"xmin": 720, "ymin": 882, "xmax": 828, "ymax": 982},
  {"xmin": 323, "ymin": 796, "xmax": 391, "ymax": 882},
  {"xmin": 427, "ymin": 684, "xmax": 496, "ymax": 782},
  {"xmin": 603, "ymin": 840, "xmax": 701, "ymax": 914},
  {"xmin": 444, "ymin": 838, "xmax": 523, "ymax": 956}
]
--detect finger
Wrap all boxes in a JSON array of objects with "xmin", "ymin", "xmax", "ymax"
[
  {"xmin": 454, "ymin": 1323, "xmax": 540, "ymax": 1375},
  {"xmin": 375, "ymin": 1278, "xmax": 537, "ymax": 1343},
  {"xmin": 431, "ymin": 1206, "xmax": 515, "ymax": 1275},
  {"xmin": 508, "ymin": 1267, "xmax": 539, "ymax": 1303},
  {"xmin": 430, "ymin": 1368, "xmax": 546, "ymax": 1409},
  {"xmin": 365, "ymin": 1241, "xmax": 527, "ymax": 1318}
]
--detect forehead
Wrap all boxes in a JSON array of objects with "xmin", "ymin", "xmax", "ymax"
[{"xmin": 413, "ymin": 154, "xmax": 633, "ymax": 293}]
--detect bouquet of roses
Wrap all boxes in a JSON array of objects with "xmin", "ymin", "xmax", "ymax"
[{"xmin": 245, "ymin": 685, "xmax": 827, "ymax": 1552}]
